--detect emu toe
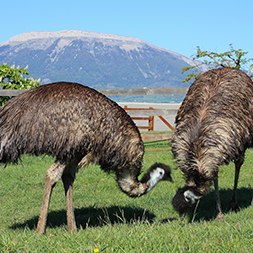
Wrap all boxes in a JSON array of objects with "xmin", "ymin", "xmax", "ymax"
[
  {"xmin": 227, "ymin": 200, "xmax": 239, "ymax": 212},
  {"xmin": 215, "ymin": 213, "xmax": 225, "ymax": 220}
]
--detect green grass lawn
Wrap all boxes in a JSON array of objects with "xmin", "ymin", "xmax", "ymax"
[{"xmin": 0, "ymin": 138, "xmax": 253, "ymax": 252}]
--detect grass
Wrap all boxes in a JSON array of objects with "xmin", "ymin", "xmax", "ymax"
[{"xmin": 0, "ymin": 137, "xmax": 253, "ymax": 252}]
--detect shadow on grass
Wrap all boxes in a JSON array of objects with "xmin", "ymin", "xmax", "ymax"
[
  {"xmin": 10, "ymin": 205, "xmax": 163, "ymax": 231},
  {"xmin": 186, "ymin": 187, "xmax": 253, "ymax": 222},
  {"xmin": 10, "ymin": 187, "xmax": 253, "ymax": 231}
]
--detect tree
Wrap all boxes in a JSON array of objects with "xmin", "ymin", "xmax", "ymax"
[
  {"xmin": 0, "ymin": 63, "xmax": 41, "ymax": 106},
  {"xmin": 182, "ymin": 44, "xmax": 253, "ymax": 84}
]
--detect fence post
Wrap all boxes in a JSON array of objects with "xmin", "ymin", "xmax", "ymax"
[
  {"xmin": 124, "ymin": 106, "xmax": 155, "ymax": 131},
  {"xmin": 149, "ymin": 107, "xmax": 154, "ymax": 131}
]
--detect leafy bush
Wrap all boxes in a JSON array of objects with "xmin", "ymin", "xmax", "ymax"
[{"xmin": 0, "ymin": 63, "xmax": 41, "ymax": 106}]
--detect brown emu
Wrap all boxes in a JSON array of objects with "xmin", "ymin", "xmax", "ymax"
[
  {"xmin": 171, "ymin": 68, "xmax": 253, "ymax": 220},
  {"xmin": 0, "ymin": 82, "xmax": 172, "ymax": 233}
]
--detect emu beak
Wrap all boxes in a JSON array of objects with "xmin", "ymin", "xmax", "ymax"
[
  {"xmin": 168, "ymin": 174, "xmax": 173, "ymax": 182},
  {"xmin": 179, "ymin": 212, "xmax": 186, "ymax": 221},
  {"xmin": 164, "ymin": 175, "xmax": 173, "ymax": 182},
  {"xmin": 162, "ymin": 169, "xmax": 173, "ymax": 182}
]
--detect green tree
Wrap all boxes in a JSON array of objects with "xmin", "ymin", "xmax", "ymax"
[
  {"xmin": 182, "ymin": 44, "xmax": 253, "ymax": 84},
  {"xmin": 0, "ymin": 63, "xmax": 41, "ymax": 106}
]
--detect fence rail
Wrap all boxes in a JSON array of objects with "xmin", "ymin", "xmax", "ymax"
[
  {"xmin": 0, "ymin": 88, "xmax": 188, "ymax": 97},
  {"xmin": 124, "ymin": 108, "xmax": 179, "ymax": 117},
  {"xmin": 0, "ymin": 88, "xmax": 186, "ymax": 117},
  {"xmin": 0, "ymin": 90, "xmax": 26, "ymax": 96},
  {"xmin": 98, "ymin": 88, "xmax": 188, "ymax": 96}
]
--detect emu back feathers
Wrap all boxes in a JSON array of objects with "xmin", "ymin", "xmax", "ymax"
[
  {"xmin": 172, "ymin": 68, "xmax": 253, "ymax": 188},
  {"xmin": 0, "ymin": 82, "xmax": 144, "ymax": 171}
]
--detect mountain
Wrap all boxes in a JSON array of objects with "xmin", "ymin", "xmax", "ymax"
[{"xmin": 0, "ymin": 30, "xmax": 204, "ymax": 89}]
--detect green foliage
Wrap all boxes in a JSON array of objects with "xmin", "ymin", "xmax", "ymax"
[
  {"xmin": 182, "ymin": 44, "xmax": 253, "ymax": 84},
  {"xmin": 0, "ymin": 63, "xmax": 41, "ymax": 106},
  {"xmin": 0, "ymin": 139, "xmax": 253, "ymax": 252}
]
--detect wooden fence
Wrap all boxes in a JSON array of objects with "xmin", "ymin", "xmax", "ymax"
[
  {"xmin": 0, "ymin": 88, "xmax": 188, "ymax": 130},
  {"xmin": 124, "ymin": 106, "xmax": 155, "ymax": 131},
  {"xmin": 123, "ymin": 106, "xmax": 177, "ymax": 131},
  {"xmin": 0, "ymin": 88, "xmax": 188, "ymax": 97}
]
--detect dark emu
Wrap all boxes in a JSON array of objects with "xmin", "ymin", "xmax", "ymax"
[
  {"xmin": 172, "ymin": 68, "xmax": 253, "ymax": 220},
  {"xmin": 0, "ymin": 82, "xmax": 172, "ymax": 233}
]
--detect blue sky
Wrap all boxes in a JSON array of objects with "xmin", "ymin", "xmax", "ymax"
[{"xmin": 1, "ymin": 0, "xmax": 253, "ymax": 68}]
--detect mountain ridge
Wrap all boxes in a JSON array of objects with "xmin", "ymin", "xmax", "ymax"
[
  {"xmin": 0, "ymin": 30, "xmax": 205, "ymax": 89},
  {"xmin": 1, "ymin": 30, "xmax": 192, "ymax": 61}
]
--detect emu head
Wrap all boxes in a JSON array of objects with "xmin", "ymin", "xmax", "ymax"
[
  {"xmin": 141, "ymin": 163, "xmax": 173, "ymax": 187},
  {"xmin": 116, "ymin": 163, "xmax": 172, "ymax": 198},
  {"xmin": 172, "ymin": 186, "xmax": 202, "ymax": 220},
  {"xmin": 150, "ymin": 163, "xmax": 173, "ymax": 182},
  {"xmin": 142, "ymin": 163, "xmax": 173, "ymax": 192}
]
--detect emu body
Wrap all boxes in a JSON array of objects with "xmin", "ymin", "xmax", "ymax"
[
  {"xmin": 0, "ymin": 82, "xmax": 172, "ymax": 233},
  {"xmin": 171, "ymin": 68, "xmax": 253, "ymax": 219}
]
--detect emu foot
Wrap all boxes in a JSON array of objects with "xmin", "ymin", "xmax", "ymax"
[
  {"xmin": 227, "ymin": 200, "xmax": 239, "ymax": 212},
  {"xmin": 215, "ymin": 212, "xmax": 225, "ymax": 220}
]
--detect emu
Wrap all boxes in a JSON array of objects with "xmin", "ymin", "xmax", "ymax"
[
  {"xmin": 171, "ymin": 68, "xmax": 253, "ymax": 220},
  {"xmin": 0, "ymin": 82, "xmax": 172, "ymax": 233}
]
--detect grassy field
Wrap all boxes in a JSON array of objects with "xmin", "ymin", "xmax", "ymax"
[{"xmin": 0, "ymin": 137, "xmax": 252, "ymax": 252}]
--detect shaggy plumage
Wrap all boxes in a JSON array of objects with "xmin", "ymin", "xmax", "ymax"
[
  {"xmin": 171, "ymin": 68, "xmax": 253, "ymax": 219},
  {"xmin": 0, "ymin": 82, "xmax": 172, "ymax": 233}
]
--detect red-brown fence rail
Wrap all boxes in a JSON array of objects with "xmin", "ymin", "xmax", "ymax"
[
  {"xmin": 124, "ymin": 106, "xmax": 155, "ymax": 131},
  {"xmin": 123, "ymin": 106, "xmax": 176, "ymax": 131}
]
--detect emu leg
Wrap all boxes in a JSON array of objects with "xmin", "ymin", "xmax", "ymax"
[
  {"xmin": 228, "ymin": 154, "xmax": 244, "ymax": 211},
  {"xmin": 214, "ymin": 178, "xmax": 225, "ymax": 219},
  {"xmin": 62, "ymin": 171, "xmax": 77, "ymax": 232},
  {"xmin": 37, "ymin": 161, "xmax": 66, "ymax": 234}
]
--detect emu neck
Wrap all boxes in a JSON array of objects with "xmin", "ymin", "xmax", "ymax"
[{"xmin": 117, "ymin": 172, "xmax": 147, "ymax": 197}]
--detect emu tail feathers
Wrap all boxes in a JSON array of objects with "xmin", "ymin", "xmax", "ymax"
[{"xmin": 117, "ymin": 163, "xmax": 172, "ymax": 197}]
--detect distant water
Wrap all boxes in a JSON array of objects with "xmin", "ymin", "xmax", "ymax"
[{"xmin": 109, "ymin": 94, "xmax": 186, "ymax": 104}]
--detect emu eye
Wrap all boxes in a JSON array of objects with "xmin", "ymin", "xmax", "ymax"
[
  {"xmin": 159, "ymin": 171, "xmax": 163, "ymax": 176},
  {"xmin": 185, "ymin": 195, "xmax": 191, "ymax": 203}
]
